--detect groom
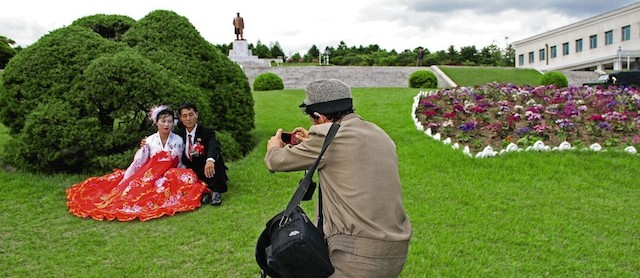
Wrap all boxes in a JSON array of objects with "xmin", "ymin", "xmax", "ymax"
[{"xmin": 177, "ymin": 102, "xmax": 229, "ymax": 206}]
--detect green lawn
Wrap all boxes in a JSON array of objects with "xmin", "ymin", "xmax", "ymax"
[
  {"xmin": 440, "ymin": 66, "xmax": 542, "ymax": 87},
  {"xmin": 1, "ymin": 88, "xmax": 639, "ymax": 277}
]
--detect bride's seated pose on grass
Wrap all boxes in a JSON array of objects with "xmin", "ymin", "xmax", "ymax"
[{"xmin": 66, "ymin": 105, "xmax": 209, "ymax": 221}]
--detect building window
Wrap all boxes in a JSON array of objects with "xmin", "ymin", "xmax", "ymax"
[
  {"xmin": 518, "ymin": 54, "xmax": 524, "ymax": 66},
  {"xmin": 528, "ymin": 52, "xmax": 534, "ymax": 63},
  {"xmin": 539, "ymin": 49, "xmax": 545, "ymax": 61},
  {"xmin": 576, "ymin": 39, "xmax": 583, "ymax": 52},
  {"xmin": 562, "ymin": 42, "xmax": 569, "ymax": 55},
  {"xmin": 622, "ymin": 25, "xmax": 631, "ymax": 41},
  {"xmin": 590, "ymin": 35, "xmax": 597, "ymax": 49},
  {"xmin": 550, "ymin": 46, "xmax": 557, "ymax": 58},
  {"xmin": 605, "ymin": 30, "xmax": 613, "ymax": 45}
]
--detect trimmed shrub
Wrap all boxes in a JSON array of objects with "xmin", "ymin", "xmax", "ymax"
[
  {"xmin": 0, "ymin": 25, "xmax": 125, "ymax": 135},
  {"xmin": 0, "ymin": 11, "xmax": 255, "ymax": 173},
  {"xmin": 253, "ymin": 72, "xmax": 284, "ymax": 91},
  {"xmin": 72, "ymin": 14, "xmax": 136, "ymax": 42},
  {"xmin": 539, "ymin": 71, "xmax": 569, "ymax": 87},
  {"xmin": 215, "ymin": 131, "xmax": 242, "ymax": 162},
  {"xmin": 122, "ymin": 10, "xmax": 254, "ymax": 154},
  {"xmin": 409, "ymin": 70, "xmax": 437, "ymax": 88}
]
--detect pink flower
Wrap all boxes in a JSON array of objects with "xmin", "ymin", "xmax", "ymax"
[{"xmin": 534, "ymin": 125, "xmax": 548, "ymax": 133}]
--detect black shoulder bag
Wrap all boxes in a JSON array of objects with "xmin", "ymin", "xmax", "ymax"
[{"xmin": 256, "ymin": 123, "xmax": 339, "ymax": 278}]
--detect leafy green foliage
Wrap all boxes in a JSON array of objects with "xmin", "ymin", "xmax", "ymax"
[
  {"xmin": 3, "ymin": 100, "xmax": 106, "ymax": 172},
  {"xmin": 253, "ymin": 72, "xmax": 284, "ymax": 91},
  {"xmin": 123, "ymin": 10, "xmax": 254, "ymax": 154},
  {"xmin": 409, "ymin": 70, "xmax": 437, "ymax": 88},
  {"xmin": 0, "ymin": 36, "xmax": 17, "ymax": 69},
  {"xmin": 0, "ymin": 11, "xmax": 254, "ymax": 173},
  {"xmin": 215, "ymin": 130, "xmax": 242, "ymax": 162},
  {"xmin": 0, "ymin": 25, "xmax": 125, "ymax": 134},
  {"xmin": 71, "ymin": 14, "xmax": 136, "ymax": 42},
  {"xmin": 539, "ymin": 71, "xmax": 569, "ymax": 87},
  {"xmin": 252, "ymin": 41, "xmax": 271, "ymax": 58}
]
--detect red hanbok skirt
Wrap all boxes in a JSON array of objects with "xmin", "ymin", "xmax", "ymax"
[{"xmin": 66, "ymin": 151, "xmax": 209, "ymax": 221}]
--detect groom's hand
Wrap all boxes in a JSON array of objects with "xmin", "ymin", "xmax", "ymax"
[{"xmin": 205, "ymin": 160, "xmax": 215, "ymax": 178}]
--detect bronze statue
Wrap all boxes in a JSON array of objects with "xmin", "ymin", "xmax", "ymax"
[{"xmin": 233, "ymin": 12, "xmax": 244, "ymax": 40}]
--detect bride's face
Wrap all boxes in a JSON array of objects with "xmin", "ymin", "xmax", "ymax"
[{"xmin": 156, "ymin": 114, "xmax": 174, "ymax": 135}]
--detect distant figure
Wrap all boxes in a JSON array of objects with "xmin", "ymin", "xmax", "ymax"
[
  {"xmin": 233, "ymin": 12, "xmax": 244, "ymax": 40},
  {"xmin": 416, "ymin": 47, "xmax": 424, "ymax": 66}
]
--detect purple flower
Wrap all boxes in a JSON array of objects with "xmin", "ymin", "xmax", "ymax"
[
  {"xmin": 459, "ymin": 122, "xmax": 477, "ymax": 131},
  {"xmin": 420, "ymin": 100, "xmax": 438, "ymax": 109},
  {"xmin": 598, "ymin": 122, "xmax": 611, "ymax": 130},
  {"xmin": 515, "ymin": 127, "xmax": 531, "ymax": 136},
  {"xmin": 555, "ymin": 118, "xmax": 574, "ymax": 129},
  {"xmin": 525, "ymin": 111, "xmax": 542, "ymax": 121}
]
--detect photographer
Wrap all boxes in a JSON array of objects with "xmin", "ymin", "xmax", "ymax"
[{"xmin": 265, "ymin": 79, "xmax": 412, "ymax": 277}]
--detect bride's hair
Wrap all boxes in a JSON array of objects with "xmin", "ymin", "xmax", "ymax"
[{"xmin": 148, "ymin": 105, "xmax": 174, "ymax": 124}]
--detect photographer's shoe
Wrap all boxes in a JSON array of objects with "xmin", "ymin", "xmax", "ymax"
[
  {"xmin": 201, "ymin": 192, "xmax": 212, "ymax": 205},
  {"xmin": 211, "ymin": 192, "xmax": 222, "ymax": 206}
]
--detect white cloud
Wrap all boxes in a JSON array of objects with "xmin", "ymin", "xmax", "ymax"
[{"xmin": 0, "ymin": 0, "xmax": 636, "ymax": 55}]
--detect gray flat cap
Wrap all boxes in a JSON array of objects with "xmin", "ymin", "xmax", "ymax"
[{"xmin": 300, "ymin": 79, "xmax": 353, "ymax": 114}]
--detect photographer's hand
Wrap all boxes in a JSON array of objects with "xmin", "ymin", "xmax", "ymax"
[
  {"xmin": 267, "ymin": 128, "xmax": 285, "ymax": 150},
  {"xmin": 292, "ymin": 127, "xmax": 309, "ymax": 143}
]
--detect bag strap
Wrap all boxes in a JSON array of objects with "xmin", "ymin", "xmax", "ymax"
[{"xmin": 281, "ymin": 123, "xmax": 340, "ymax": 222}]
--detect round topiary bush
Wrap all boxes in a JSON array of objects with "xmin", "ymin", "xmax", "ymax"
[
  {"xmin": 539, "ymin": 71, "xmax": 569, "ymax": 87},
  {"xmin": 409, "ymin": 70, "xmax": 437, "ymax": 88},
  {"xmin": 0, "ymin": 11, "xmax": 255, "ymax": 173},
  {"xmin": 253, "ymin": 72, "xmax": 284, "ymax": 91}
]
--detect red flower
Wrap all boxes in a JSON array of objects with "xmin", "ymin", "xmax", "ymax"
[
  {"xmin": 471, "ymin": 107, "xmax": 485, "ymax": 113},
  {"xmin": 190, "ymin": 140, "xmax": 205, "ymax": 157},
  {"xmin": 422, "ymin": 110, "xmax": 437, "ymax": 117},
  {"xmin": 444, "ymin": 112, "xmax": 457, "ymax": 119}
]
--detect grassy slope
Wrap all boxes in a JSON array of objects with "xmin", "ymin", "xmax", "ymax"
[
  {"xmin": 1, "ymin": 88, "xmax": 639, "ymax": 277},
  {"xmin": 440, "ymin": 66, "xmax": 542, "ymax": 87}
]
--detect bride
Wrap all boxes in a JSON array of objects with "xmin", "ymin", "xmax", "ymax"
[{"xmin": 66, "ymin": 105, "xmax": 209, "ymax": 221}]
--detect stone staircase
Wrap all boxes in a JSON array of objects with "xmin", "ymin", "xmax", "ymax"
[
  {"xmin": 239, "ymin": 64, "xmax": 452, "ymax": 89},
  {"xmin": 235, "ymin": 61, "xmax": 601, "ymax": 90}
]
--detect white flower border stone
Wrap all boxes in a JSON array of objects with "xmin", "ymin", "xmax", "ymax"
[{"xmin": 412, "ymin": 91, "xmax": 640, "ymax": 158}]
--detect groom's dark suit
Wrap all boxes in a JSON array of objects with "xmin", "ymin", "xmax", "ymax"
[{"xmin": 180, "ymin": 125, "xmax": 228, "ymax": 193}]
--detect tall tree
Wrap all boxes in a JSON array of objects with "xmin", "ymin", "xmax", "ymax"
[
  {"xmin": 446, "ymin": 45, "xmax": 460, "ymax": 65},
  {"xmin": 305, "ymin": 45, "xmax": 320, "ymax": 62},
  {"xmin": 460, "ymin": 45, "xmax": 479, "ymax": 65},
  {"xmin": 253, "ymin": 40, "xmax": 270, "ymax": 58},
  {"xmin": 479, "ymin": 44, "xmax": 504, "ymax": 66},
  {"xmin": 270, "ymin": 41, "xmax": 284, "ymax": 58},
  {"xmin": 0, "ymin": 35, "xmax": 17, "ymax": 68},
  {"xmin": 503, "ymin": 43, "xmax": 516, "ymax": 67}
]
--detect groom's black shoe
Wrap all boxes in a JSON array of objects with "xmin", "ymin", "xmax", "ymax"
[
  {"xmin": 201, "ymin": 192, "xmax": 212, "ymax": 205},
  {"xmin": 211, "ymin": 192, "xmax": 222, "ymax": 206}
]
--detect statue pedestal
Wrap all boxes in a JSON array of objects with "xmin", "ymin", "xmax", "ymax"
[{"xmin": 229, "ymin": 40, "xmax": 265, "ymax": 65}]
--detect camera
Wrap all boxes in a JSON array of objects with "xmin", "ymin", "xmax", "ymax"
[{"xmin": 281, "ymin": 132, "xmax": 298, "ymax": 145}]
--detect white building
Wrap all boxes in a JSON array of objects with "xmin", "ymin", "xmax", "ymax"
[{"xmin": 514, "ymin": 2, "xmax": 640, "ymax": 72}]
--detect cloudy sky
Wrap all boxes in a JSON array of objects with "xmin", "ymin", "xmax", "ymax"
[{"xmin": 1, "ymin": 0, "xmax": 638, "ymax": 55}]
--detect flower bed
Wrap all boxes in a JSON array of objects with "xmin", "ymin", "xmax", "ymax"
[{"xmin": 412, "ymin": 83, "xmax": 640, "ymax": 157}]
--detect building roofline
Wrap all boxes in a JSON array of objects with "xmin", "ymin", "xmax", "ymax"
[{"xmin": 513, "ymin": 2, "xmax": 640, "ymax": 46}]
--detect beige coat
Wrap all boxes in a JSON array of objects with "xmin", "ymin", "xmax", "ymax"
[{"xmin": 265, "ymin": 113, "xmax": 412, "ymax": 243}]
